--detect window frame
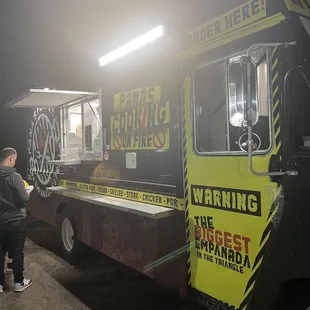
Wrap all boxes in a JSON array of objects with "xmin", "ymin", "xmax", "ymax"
[
  {"xmin": 228, "ymin": 58, "xmax": 259, "ymax": 128},
  {"xmin": 60, "ymin": 91, "xmax": 103, "ymax": 162},
  {"xmin": 192, "ymin": 47, "xmax": 273, "ymax": 157}
]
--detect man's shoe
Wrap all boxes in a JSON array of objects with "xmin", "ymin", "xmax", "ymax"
[{"xmin": 14, "ymin": 279, "xmax": 33, "ymax": 292}]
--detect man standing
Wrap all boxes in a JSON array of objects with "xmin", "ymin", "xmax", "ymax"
[{"xmin": 0, "ymin": 148, "xmax": 33, "ymax": 292}]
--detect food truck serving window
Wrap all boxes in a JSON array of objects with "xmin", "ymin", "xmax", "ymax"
[
  {"xmin": 193, "ymin": 47, "xmax": 271, "ymax": 155},
  {"xmin": 4, "ymin": 88, "xmax": 102, "ymax": 164},
  {"xmin": 60, "ymin": 95, "xmax": 103, "ymax": 161}
]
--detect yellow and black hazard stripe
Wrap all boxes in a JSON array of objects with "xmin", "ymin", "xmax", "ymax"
[
  {"xmin": 239, "ymin": 188, "xmax": 283, "ymax": 310},
  {"xmin": 182, "ymin": 74, "xmax": 192, "ymax": 286},
  {"xmin": 238, "ymin": 47, "xmax": 283, "ymax": 310},
  {"xmin": 271, "ymin": 46, "xmax": 282, "ymax": 155}
]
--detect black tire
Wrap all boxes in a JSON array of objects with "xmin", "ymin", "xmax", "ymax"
[{"xmin": 58, "ymin": 209, "xmax": 85, "ymax": 263}]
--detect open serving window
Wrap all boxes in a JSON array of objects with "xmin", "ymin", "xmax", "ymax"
[
  {"xmin": 6, "ymin": 88, "xmax": 104, "ymax": 164},
  {"xmin": 60, "ymin": 95, "xmax": 103, "ymax": 163}
]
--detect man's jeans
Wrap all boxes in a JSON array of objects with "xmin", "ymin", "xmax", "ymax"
[{"xmin": 0, "ymin": 220, "xmax": 26, "ymax": 285}]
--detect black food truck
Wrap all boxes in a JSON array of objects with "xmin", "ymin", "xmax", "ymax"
[{"xmin": 6, "ymin": 1, "xmax": 310, "ymax": 309}]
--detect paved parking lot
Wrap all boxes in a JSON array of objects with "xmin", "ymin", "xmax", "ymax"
[{"xmin": 0, "ymin": 219, "xmax": 187, "ymax": 310}]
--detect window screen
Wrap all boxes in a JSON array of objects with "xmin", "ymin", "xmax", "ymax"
[
  {"xmin": 194, "ymin": 61, "xmax": 228, "ymax": 153},
  {"xmin": 59, "ymin": 95, "xmax": 103, "ymax": 161},
  {"xmin": 83, "ymin": 100, "xmax": 102, "ymax": 157}
]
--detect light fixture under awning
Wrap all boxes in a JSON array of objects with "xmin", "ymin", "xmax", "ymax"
[{"xmin": 5, "ymin": 88, "xmax": 98, "ymax": 108}]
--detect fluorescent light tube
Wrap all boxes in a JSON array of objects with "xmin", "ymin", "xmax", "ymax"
[{"xmin": 98, "ymin": 25, "xmax": 164, "ymax": 67}]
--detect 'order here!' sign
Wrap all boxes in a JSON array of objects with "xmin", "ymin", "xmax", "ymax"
[{"xmin": 186, "ymin": 0, "xmax": 267, "ymax": 50}]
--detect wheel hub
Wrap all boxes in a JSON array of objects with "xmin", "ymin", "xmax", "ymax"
[{"xmin": 61, "ymin": 218, "xmax": 74, "ymax": 252}]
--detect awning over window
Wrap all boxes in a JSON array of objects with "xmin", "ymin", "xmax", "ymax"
[{"xmin": 5, "ymin": 88, "xmax": 98, "ymax": 108}]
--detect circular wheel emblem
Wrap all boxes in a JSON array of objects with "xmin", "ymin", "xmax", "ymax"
[{"xmin": 28, "ymin": 109, "xmax": 61, "ymax": 198}]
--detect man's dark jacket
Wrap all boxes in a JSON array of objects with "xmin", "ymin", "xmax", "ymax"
[{"xmin": 0, "ymin": 165, "xmax": 29, "ymax": 225}]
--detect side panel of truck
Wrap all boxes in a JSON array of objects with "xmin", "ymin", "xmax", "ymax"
[
  {"xmin": 181, "ymin": 1, "xmax": 305, "ymax": 308},
  {"xmin": 23, "ymin": 42, "xmax": 188, "ymax": 295}
]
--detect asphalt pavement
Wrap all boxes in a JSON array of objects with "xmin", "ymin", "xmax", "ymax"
[{"xmin": 0, "ymin": 219, "xmax": 187, "ymax": 310}]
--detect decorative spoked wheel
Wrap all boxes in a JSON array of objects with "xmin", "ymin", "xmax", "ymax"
[{"xmin": 61, "ymin": 217, "xmax": 75, "ymax": 253}]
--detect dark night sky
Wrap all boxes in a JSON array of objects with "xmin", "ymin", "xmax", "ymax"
[
  {"xmin": 0, "ymin": 0, "xmax": 247, "ymax": 174},
  {"xmin": 0, "ymin": 0, "xmax": 178, "ymax": 101}
]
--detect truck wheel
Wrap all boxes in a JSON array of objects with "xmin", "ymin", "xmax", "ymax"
[{"xmin": 59, "ymin": 211, "xmax": 84, "ymax": 262}]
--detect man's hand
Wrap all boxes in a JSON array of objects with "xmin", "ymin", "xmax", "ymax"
[{"xmin": 25, "ymin": 185, "xmax": 34, "ymax": 194}]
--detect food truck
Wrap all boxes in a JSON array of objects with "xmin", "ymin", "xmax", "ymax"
[{"xmin": 6, "ymin": 0, "xmax": 310, "ymax": 309}]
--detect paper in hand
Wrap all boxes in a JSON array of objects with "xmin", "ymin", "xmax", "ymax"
[{"xmin": 26, "ymin": 185, "xmax": 34, "ymax": 194}]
